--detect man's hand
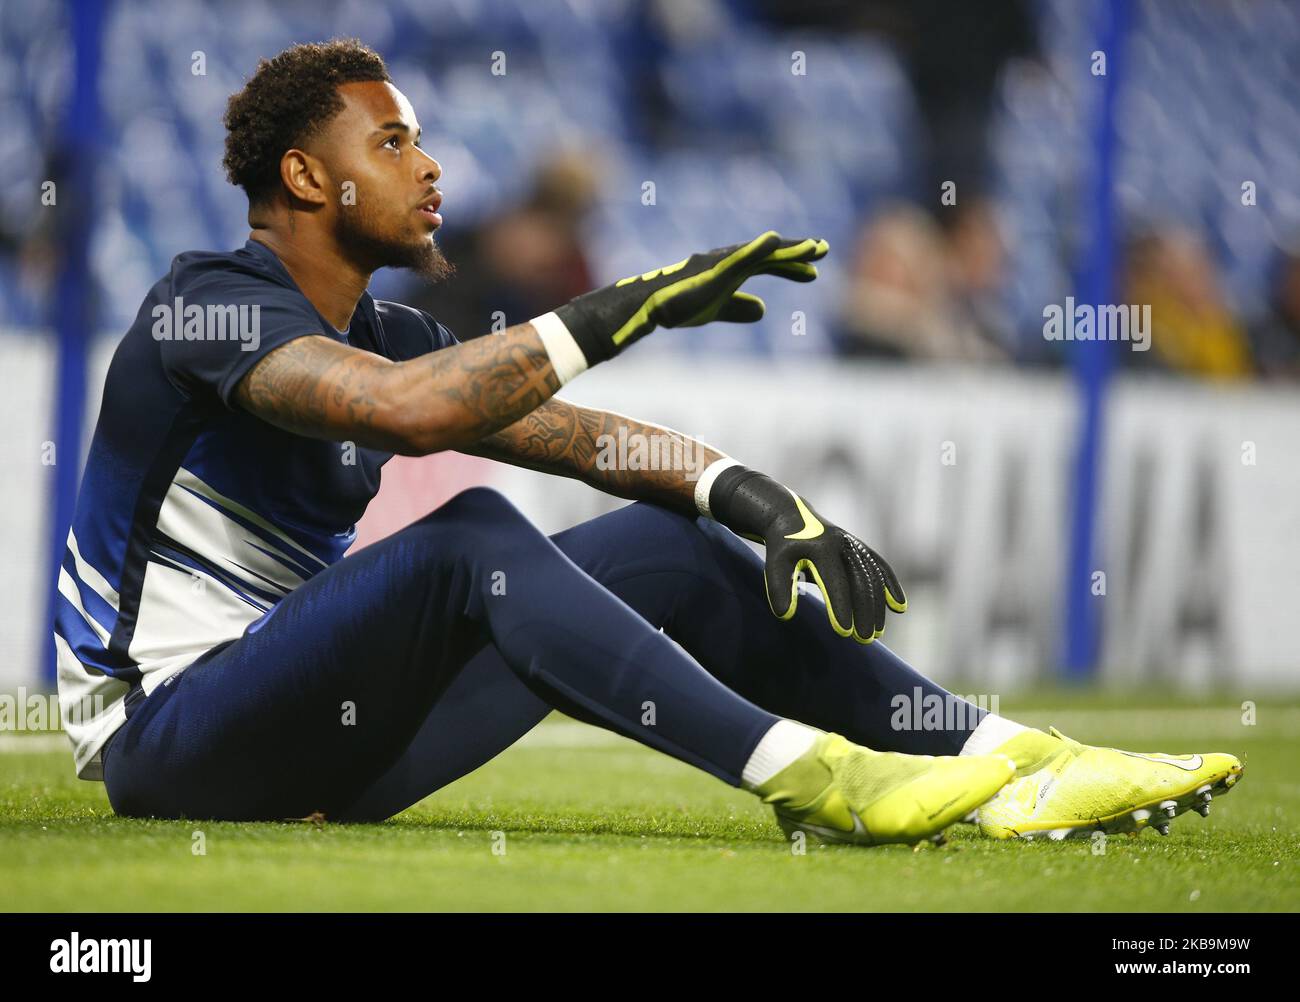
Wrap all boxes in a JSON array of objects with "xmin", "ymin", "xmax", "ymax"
[
  {"xmin": 700, "ymin": 463, "xmax": 907, "ymax": 644},
  {"xmin": 536, "ymin": 231, "xmax": 828, "ymax": 373}
]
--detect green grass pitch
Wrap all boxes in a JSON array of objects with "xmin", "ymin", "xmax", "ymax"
[{"xmin": 3, "ymin": 693, "xmax": 1298, "ymax": 912}]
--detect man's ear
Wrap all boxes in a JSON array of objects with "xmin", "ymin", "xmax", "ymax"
[{"xmin": 279, "ymin": 148, "xmax": 331, "ymax": 208}]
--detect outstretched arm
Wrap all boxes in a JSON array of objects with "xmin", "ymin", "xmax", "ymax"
[{"xmin": 232, "ymin": 230, "xmax": 827, "ymax": 456}]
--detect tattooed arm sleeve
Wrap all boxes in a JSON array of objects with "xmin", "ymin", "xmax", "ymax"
[
  {"xmin": 463, "ymin": 399, "xmax": 726, "ymax": 515},
  {"xmin": 231, "ymin": 323, "xmax": 561, "ymax": 456}
]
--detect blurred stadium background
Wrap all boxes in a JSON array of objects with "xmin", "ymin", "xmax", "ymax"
[{"xmin": 3, "ymin": 0, "xmax": 1299, "ymax": 702}]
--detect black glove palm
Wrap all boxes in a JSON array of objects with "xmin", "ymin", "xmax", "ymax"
[{"xmin": 709, "ymin": 467, "xmax": 907, "ymax": 644}]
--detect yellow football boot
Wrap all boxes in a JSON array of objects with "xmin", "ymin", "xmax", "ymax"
[
  {"xmin": 976, "ymin": 727, "xmax": 1243, "ymax": 840},
  {"xmin": 756, "ymin": 732, "xmax": 1015, "ymax": 846}
]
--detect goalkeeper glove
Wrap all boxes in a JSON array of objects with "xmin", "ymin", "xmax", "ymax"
[
  {"xmin": 530, "ymin": 231, "xmax": 828, "ymax": 381},
  {"xmin": 698, "ymin": 462, "xmax": 907, "ymax": 644}
]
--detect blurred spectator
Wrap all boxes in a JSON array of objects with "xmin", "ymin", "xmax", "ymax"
[
  {"xmin": 942, "ymin": 198, "xmax": 1012, "ymax": 352},
  {"xmin": 402, "ymin": 151, "xmax": 600, "ymax": 340},
  {"xmin": 833, "ymin": 201, "xmax": 1007, "ymax": 362},
  {"xmin": 1120, "ymin": 227, "xmax": 1254, "ymax": 381},
  {"xmin": 1249, "ymin": 250, "xmax": 1300, "ymax": 381},
  {"xmin": 2, "ymin": 0, "xmax": 1295, "ymax": 378},
  {"xmin": 0, "ymin": 152, "xmax": 64, "ymax": 328}
]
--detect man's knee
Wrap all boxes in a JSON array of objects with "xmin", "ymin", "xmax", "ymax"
[
  {"xmin": 622, "ymin": 501, "xmax": 753, "ymax": 565},
  {"xmin": 630, "ymin": 502, "xmax": 706, "ymax": 554},
  {"xmin": 560, "ymin": 501, "xmax": 744, "ymax": 578},
  {"xmin": 411, "ymin": 487, "xmax": 539, "ymax": 538},
  {"xmin": 418, "ymin": 484, "xmax": 512, "ymax": 517},
  {"xmin": 403, "ymin": 487, "xmax": 548, "ymax": 571}
]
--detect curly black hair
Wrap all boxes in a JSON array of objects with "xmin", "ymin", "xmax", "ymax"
[{"xmin": 222, "ymin": 39, "xmax": 390, "ymax": 204}]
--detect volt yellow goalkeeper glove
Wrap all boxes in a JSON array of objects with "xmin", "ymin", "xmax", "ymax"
[
  {"xmin": 531, "ymin": 231, "xmax": 828, "ymax": 377},
  {"xmin": 702, "ymin": 463, "xmax": 907, "ymax": 644}
]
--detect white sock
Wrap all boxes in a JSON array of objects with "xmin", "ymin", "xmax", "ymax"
[
  {"xmin": 960, "ymin": 713, "xmax": 1030, "ymax": 757},
  {"xmin": 741, "ymin": 720, "xmax": 820, "ymax": 790}
]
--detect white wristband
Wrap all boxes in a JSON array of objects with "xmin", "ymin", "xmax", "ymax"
[
  {"xmin": 530, "ymin": 311, "xmax": 589, "ymax": 387},
  {"xmin": 694, "ymin": 457, "xmax": 743, "ymax": 518}
]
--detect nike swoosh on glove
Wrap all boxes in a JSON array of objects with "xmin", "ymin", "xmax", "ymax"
[{"xmin": 705, "ymin": 465, "xmax": 906, "ymax": 644}]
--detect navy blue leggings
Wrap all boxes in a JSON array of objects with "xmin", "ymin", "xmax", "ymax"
[{"xmin": 103, "ymin": 488, "xmax": 979, "ymax": 821}]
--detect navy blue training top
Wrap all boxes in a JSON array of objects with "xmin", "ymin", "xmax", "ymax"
[{"xmin": 54, "ymin": 238, "xmax": 458, "ymax": 778}]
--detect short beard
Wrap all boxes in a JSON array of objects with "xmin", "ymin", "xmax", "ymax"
[{"xmin": 336, "ymin": 208, "xmax": 455, "ymax": 284}]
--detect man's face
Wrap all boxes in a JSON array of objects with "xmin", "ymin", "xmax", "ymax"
[{"xmin": 316, "ymin": 80, "xmax": 452, "ymax": 281}]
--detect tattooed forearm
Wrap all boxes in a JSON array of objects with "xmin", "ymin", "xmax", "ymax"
[
  {"xmin": 424, "ymin": 328, "xmax": 560, "ymax": 446},
  {"xmin": 232, "ymin": 324, "xmax": 561, "ymax": 455},
  {"xmin": 467, "ymin": 400, "xmax": 725, "ymax": 514}
]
